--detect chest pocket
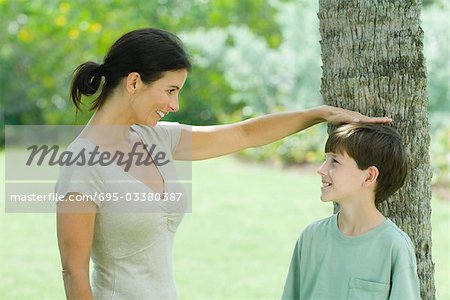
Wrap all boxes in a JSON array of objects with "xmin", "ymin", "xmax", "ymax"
[{"xmin": 348, "ymin": 278, "xmax": 390, "ymax": 300}]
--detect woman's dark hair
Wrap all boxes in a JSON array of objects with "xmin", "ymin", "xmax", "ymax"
[{"xmin": 70, "ymin": 28, "xmax": 191, "ymax": 111}]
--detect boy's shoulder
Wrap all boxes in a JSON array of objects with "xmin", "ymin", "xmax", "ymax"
[
  {"xmin": 380, "ymin": 219, "xmax": 419, "ymax": 272},
  {"xmin": 382, "ymin": 219, "xmax": 416, "ymax": 253},
  {"xmin": 306, "ymin": 214, "xmax": 334, "ymax": 229},
  {"xmin": 299, "ymin": 215, "xmax": 415, "ymax": 252},
  {"xmin": 299, "ymin": 214, "xmax": 336, "ymax": 239}
]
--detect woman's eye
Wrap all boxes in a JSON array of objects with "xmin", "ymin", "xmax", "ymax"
[{"xmin": 332, "ymin": 159, "xmax": 339, "ymax": 164}]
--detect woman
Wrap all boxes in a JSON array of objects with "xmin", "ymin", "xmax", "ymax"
[{"xmin": 56, "ymin": 28, "xmax": 391, "ymax": 299}]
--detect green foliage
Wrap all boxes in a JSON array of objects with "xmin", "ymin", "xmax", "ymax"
[
  {"xmin": 237, "ymin": 1, "xmax": 450, "ymax": 178},
  {"xmin": 430, "ymin": 114, "xmax": 450, "ymax": 184},
  {"xmin": 0, "ymin": 0, "xmax": 288, "ymax": 145},
  {"xmin": 1, "ymin": 0, "xmax": 448, "ymax": 181},
  {"xmin": 422, "ymin": 2, "xmax": 450, "ymax": 184},
  {"xmin": 237, "ymin": 126, "xmax": 327, "ymax": 166},
  {"xmin": 422, "ymin": 1, "xmax": 450, "ymax": 113},
  {"xmin": 182, "ymin": 1, "xmax": 322, "ymax": 116},
  {"xmin": 0, "ymin": 0, "xmax": 282, "ymax": 131},
  {"xmin": 422, "ymin": 0, "xmax": 446, "ymax": 7}
]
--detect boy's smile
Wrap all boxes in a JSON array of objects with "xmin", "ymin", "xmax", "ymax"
[
  {"xmin": 317, "ymin": 151, "xmax": 369, "ymax": 204},
  {"xmin": 321, "ymin": 180, "xmax": 332, "ymax": 188}
]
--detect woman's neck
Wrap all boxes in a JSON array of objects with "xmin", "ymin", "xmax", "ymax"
[{"xmin": 82, "ymin": 93, "xmax": 136, "ymax": 143}]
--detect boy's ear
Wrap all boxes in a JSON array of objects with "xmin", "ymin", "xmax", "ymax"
[{"xmin": 363, "ymin": 166, "xmax": 379, "ymax": 187}]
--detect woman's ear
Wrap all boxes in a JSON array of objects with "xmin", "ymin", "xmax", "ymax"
[
  {"xmin": 126, "ymin": 72, "xmax": 141, "ymax": 94},
  {"xmin": 363, "ymin": 166, "xmax": 379, "ymax": 187}
]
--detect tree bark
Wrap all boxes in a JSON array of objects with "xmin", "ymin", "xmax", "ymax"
[{"xmin": 318, "ymin": 0, "xmax": 435, "ymax": 299}]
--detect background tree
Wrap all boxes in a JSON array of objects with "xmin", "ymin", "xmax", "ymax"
[{"xmin": 318, "ymin": 0, "xmax": 435, "ymax": 298}]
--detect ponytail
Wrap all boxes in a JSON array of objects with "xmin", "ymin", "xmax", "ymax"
[{"xmin": 70, "ymin": 61, "xmax": 103, "ymax": 111}]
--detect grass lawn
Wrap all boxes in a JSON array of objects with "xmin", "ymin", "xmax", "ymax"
[{"xmin": 1, "ymin": 153, "xmax": 449, "ymax": 299}]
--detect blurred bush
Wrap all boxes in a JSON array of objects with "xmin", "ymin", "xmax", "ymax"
[
  {"xmin": 237, "ymin": 126, "xmax": 327, "ymax": 167},
  {"xmin": 0, "ymin": 0, "xmax": 282, "ymax": 138},
  {"xmin": 1, "ymin": 0, "xmax": 448, "ymax": 183},
  {"xmin": 182, "ymin": 1, "xmax": 450, "ymax": 184},
  {"xmin": 430, "ymin": 115, "xmax": 450, "ymax": 184}
]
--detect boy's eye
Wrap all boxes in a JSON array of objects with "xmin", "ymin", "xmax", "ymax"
[
  {"xmin": 332, "ymin": 159, "xmax": 339, "ymax": 164},
  {"xmin": 167, "ymin": 89, "xmax": 177, "ymax": 95}
]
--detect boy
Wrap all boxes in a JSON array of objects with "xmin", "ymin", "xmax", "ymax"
[{"xmin": 282, "ymin": 123, "xmax": 420, "ymax": 300}]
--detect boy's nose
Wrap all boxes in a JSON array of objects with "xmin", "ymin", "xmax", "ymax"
[{"xmin": 317, "ymin": 162, "xmax": 327, "ymax": 176}]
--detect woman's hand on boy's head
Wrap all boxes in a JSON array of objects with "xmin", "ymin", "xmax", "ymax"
[{"xmin": 323, "ymin": 105, "xmax": 392, "ymax": 125}]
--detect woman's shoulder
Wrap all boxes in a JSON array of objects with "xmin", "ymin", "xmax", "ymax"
[
  {"xmin": 132, "ymin": 122, "xmax": 182, "ymax": 153},
  {"xmin": 133, "ymin": 122, "xmax": 180, "ymax": 134},
  {"xmin": 64, "ymin": 136, "xmax": 98, "ymax": 153},
  {"xmin": 56, "ymin": 138, "xmax": 105, "ymax": 177}
]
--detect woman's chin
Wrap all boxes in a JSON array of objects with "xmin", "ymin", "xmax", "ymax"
[{"xmin": 143, "ymin": 118, "xmax": 158, "ymax": 127}]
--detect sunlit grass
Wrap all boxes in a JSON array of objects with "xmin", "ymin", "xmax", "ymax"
[{"xmin": 0, "ymin": 153, "xmax": 448, "ymax": 299}]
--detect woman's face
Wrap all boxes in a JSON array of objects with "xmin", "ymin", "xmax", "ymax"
[{"xmin": 131, "ymin": 69, "xmax": 188, "ymax": 127}]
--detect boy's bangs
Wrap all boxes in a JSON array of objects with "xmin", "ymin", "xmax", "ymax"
[{"xmin": 324, "ymin": 131, "xmax": 352, "ymax": 155}]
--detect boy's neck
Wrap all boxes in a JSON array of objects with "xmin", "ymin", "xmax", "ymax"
[{"xmin": 337, "ymin": 204, "xmax": 386, "ymax": 237}]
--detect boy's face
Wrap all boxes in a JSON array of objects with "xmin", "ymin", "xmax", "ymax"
[{"xmin": 317, "ymin": 151, "xmax": 369, "ymax": 204}]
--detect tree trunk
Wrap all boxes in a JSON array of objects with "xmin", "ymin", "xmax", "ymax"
[{"xmin": 318, "ymin": 0, "xmax": 435, "ymax": 299}]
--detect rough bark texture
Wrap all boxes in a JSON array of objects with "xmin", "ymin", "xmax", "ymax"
[{"xmin": 318, "ymin": 0, "xmax": 435, "ymax": 299}]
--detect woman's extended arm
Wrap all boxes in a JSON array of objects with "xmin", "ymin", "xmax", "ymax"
[
  {"xmin": 57, "ymin": 195, "xmax": 97, "ymax": 300},
  {"xmin": 173, "ymin": 105, "xmax": 392, "ymax": 161}
]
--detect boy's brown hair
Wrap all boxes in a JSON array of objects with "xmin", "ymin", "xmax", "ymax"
[{"xmin": 325, "ymin": 123, "xmax": 407, "ymax": 203}]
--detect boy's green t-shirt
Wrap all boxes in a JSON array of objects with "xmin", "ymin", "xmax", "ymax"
[{"xmin": 282, "ymin": 214, "xmax": 420, "ymax": 300}]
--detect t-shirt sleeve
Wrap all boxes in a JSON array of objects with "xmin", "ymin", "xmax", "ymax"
[
  {"xmin": 55, "ymin": 163, "xmax": 104, "ymax": 207},
  {"xmin": 389, "ymin": 234, "xmax": 421, "ymax": 299},
  {"xmin": 155, "ymin": 122, "xmax": 182, "ymax": 155},
  {"xmin": 281, "ymin": 236, "xmax": 303, "ymax": 300},
  {"xmin": 389, "ymin": 265, "xmax": 421, "ymax": 299}
]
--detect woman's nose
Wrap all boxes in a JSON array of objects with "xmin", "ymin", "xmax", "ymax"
[{"xmin": 169, "ymin": 97, "xmax": 179, "ymax": 112}]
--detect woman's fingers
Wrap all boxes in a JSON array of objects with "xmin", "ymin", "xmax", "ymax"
[
  {"xmin": 327, "ymin": 107, "xmax": 393, "ymax": 125},
  {"xmin": 356, "ymin": 116, "xmax": 393, "ymax": 124}
]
